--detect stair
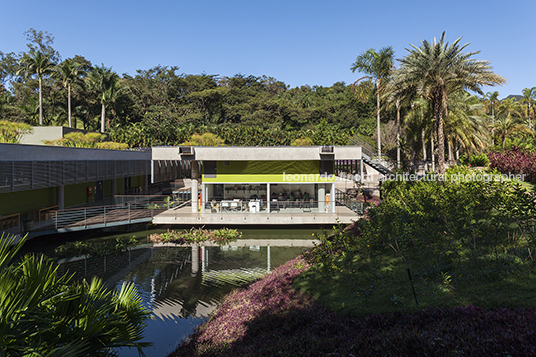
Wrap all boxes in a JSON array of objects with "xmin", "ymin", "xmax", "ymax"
[
  {"xmin": 349, "ymin": 135, "xmax": 394, "ymax": 176},
  {"xmin": 362, "ymin": 153, "xmax": 392, "ymax": 175}
]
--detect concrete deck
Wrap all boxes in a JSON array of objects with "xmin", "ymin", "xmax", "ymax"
[{"xmin": 153, "ymin": 205, "xmax": 360, "ymax": 225}]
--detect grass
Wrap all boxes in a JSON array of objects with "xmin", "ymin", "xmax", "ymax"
[
  {"xmin": 168, "ymin": 176, "xmax": 536, "ymax": 355},
  {"xmin": 168, "ymin": 255, "xmax": 536, "ymax": 357},
  {"xmin": 294, "ymin": 251, "xmax": 536, "ymax": 317}
]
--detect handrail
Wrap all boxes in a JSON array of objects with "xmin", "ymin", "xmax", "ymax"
[
  {"xmin": 335, "ymin": 188, "xmax": 364, "ymax": 215},
  {"xmin": 0, "ymin": 213, "xmax": 20, "ymax": 230},
  {"xmin": 39, "ymin": 205, "xmax": 60, "ymax": 222},
  {"xmin": 52, "ymin": 199, "xmax": 181, "ymax": 231}
]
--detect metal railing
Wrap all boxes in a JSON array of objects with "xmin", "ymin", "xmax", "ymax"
[
  {"xmin": 198, "ymin": 199, "xmax": 339, "ymax": 214},
  {"xmin": 335, "ymin": 189, "xmax": 364, "ymax": 215},
  {"xmin": 52, "ymin": 197, "xmax": 185, "ymax": 231}
]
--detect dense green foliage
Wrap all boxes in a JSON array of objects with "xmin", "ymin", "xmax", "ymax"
[
  {"xmin": 0, "ymin": 234, "xmax": 151, "ymax": 356},
  {"xmin": 149, "ymin": 227, "xmax": 242, "ymax": 245},
  {"xmin": 299, "ymin": 166, "xmax": 536, "ymax": 315},
  {"xmin": 0, "ymin": 120, "xmax": 31, "ymax": 143},
  {"xmin": 54, "ymin": 237, "xmax": 139, "ymax": 258},
  {"xmin": 42, "ymin": 132, "xmax": 128, "ymax": 149},
  {"xmin": 2, "ymin": 28, "xmax": 535, "ymax": 161}
]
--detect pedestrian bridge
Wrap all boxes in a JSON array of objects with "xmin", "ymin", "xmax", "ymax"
[{"xmin": 2, "ymin": 190, "xmax": 363, "ymax": 241}]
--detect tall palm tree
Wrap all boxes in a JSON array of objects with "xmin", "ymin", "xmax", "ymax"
[
  {"xmin": 521, "ymin": 87, "xmax": 536, "ymax": 129},
  {"xmin": 484, "ymin": 91, "xmax": 499, "ymax": 123},
  {"xmin": 497, "ymin": 97, "xmax": 523, "ymax": 120},
  {"xmin": 445, "ymin": 91, "xmax": 489, "ymax": 160},
  {"xmin": 491, "ymin": 116, "xmax": 532, "ymax": 150},
  {"xmin": 16, "ymin": 50, "xmax": 55, "ymax": 125},
  {"xmin": 86, "ymin": 64, "xmax": 118, "ymax": 133},
  {"xmin": 52, "ymin": 59, "xmax": 85, "ymax": 128},
  {"xmin": 389, "ymin": 32, "xmax": 506, "ymax": 174},
  {"xmin": 351, "ymin": 46, "xmax": 395, "ymax": 158}
]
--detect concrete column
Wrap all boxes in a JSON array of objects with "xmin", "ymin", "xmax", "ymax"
[
  {"xmin": 201, "ymin": 246, "xmax": 205, "ymax": 272},
  {"xmin": 57, "ymin": 185, "xmax": 65, "ymax": 210},
  {"xmin": 191, "ymin": 245, "xmax": 199, "ymax": 276},
  {"xmin": 267, "ymin": 183, "xmax": 270, "ymax": 213},
  {"xmin": 318, "ymin": 187, "xmax": 325, "ymax": 212},
  {"xmin": 267, "ymin": 245, "xmax": 271, "ymax": 272},
  {"xmin": 191, "ymin": 161, "xmax": 198, "ymax": 213},
  {"xmin": 331, "ymin": 183, "xmax": 335, "ymax": 212},
  {"xmin": 360, "ymin": 159, "xmax": 364, "ymax": 184}
]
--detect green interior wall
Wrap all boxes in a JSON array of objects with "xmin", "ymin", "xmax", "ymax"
[
  {"xmin": 116, "ymin": 177, "xmax": 125, "ymax": 194},
  {"xmin": 64, "ymin": 182, "xmax": 93, "ymax": 207},
  {"xmin": 203, "ymin": 161, "xmax": 334, "ymax": 183},
  {"xmin": 215, "ymin": 161, "xmax": 319, "ymax": 175},
  {"xmin": 0, "ymin": 187, "xmax": 56, "ymax": 216}
]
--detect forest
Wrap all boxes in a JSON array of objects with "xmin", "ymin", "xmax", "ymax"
[{"xmin": 1, "ymin": 29, "xmax": 535, "ymax": 165}]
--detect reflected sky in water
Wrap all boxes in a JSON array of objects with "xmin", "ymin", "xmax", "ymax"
[{"xmin": 116, "ymin": 244, "xmax": 308, "ymax": 357}]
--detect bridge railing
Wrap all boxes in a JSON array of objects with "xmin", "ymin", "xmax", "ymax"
[{"xmin": 52, "ymin": 199, "xmax": 184, "ymax": 231}]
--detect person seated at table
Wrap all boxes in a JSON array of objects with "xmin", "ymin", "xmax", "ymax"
[
  {"xmin": 210, "ymin": 198, "xmax": 220, "ymax": 212},
  {"xmin": 303, "ymin": 192, "xmax": 310, "ymax": 200}
]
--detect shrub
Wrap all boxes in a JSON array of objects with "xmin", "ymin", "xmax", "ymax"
[
  {"xmin": 0, "ymin": 120, "xmax": 32, "ymax": 143},
  {"xmin": 181, "ymin": 133, "xmax": 225, "ymax": 147},
  {"xmin": 488, "ymin": 147, "xmax": 536, "ymax": 182},
  {"xmin": 148, "ymin": 227, "xmax": 241, "ymax": 245},
  {"xmin": 459, "ymin": 152, "xmax": 490, "ymax": 166}
]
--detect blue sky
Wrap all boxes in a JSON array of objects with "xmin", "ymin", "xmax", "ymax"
[{"xmin": 1, "ymin": 0, "xmax": 534, "ymax": 98}]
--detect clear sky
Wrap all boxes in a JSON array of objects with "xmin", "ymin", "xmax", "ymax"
[{"xmin": 1, "ymin": 0, "xmax": 534, "ymax": 98}]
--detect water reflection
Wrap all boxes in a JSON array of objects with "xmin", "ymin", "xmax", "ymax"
[{"xmin": 116, "ymin": 243, "xmax": 308, "ymax": 357}]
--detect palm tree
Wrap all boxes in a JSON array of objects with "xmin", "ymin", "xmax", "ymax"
[
  {"xmin": 86, "ymin": 64, "xmax": 119, "ymax": 133},
  {"xmin": 0, "ymin": 234, "xmax": 151, "ymax": 355},
  {"xmin": 445, "ymin": 91, "xmax": 489, "ymax": 160},
  {"xmin": 351, "ymin": 46, "xmax": 395, "ymax": 158},
  {"xmin": 389, "ymin": 32, "xmax": 506, "ymax": 174},
  {"xmin": 521, "ymin": 87, "xmax": 536, "ymax": 129},
  {"xmin": 105, "ymin": 79, "xmax": 126, "ymax": 128},
  {"xmin": 52, "ymin": 59, "xmax": 85, "ymax": 128},
  {"xmin": 16, "ymin": 50, "xmax": 55, "ymax": 125},
  {"xmin": 497, "ymin": 97, "xmax": 523, "ymax": 120},
  {"xmin": 491, "ymin": 116, "xmax": 532, "ymax": 150},
  {"xmin": 484, "ymin": 91, "xmax": 499, "ymax": 123}
]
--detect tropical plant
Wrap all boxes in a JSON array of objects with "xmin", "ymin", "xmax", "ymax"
[
  {"xmin": 148, "ymin": 227, "xmax": 241, "ymax": 245},
  {"xmin": 389, "ymin": 32, "xmax": 506, "ymax": 173},
  {"xmin": 484, "ymin": 91, "xmax": 500, "ymax": 123},
  {"xmin": 444, "ymin": 91, "xmax": 489, "ymax": 161},
  {"xmin": 86, "ymin": 64, "xmax": 119, "ymax": 133},
  {"xmin": 52, "ymin": 59, "xmax": 85, "ymax": 128},
  {"xmin": 490, "ymin": 116, "xmax": 532, "ymax": 150},
  {"xmin": 521, "ymin": 87, "xmax": 536, "ymax": 129},
  {"xmin": 16, "ymin": 50, "xmax": 55, "ymax": 125},
  {"xmin": 0, "ymin": 233, "xmax": 151, "ymax": 356},
  {"xmin": 488, "ymin": 147, "xmax": 536, "ymax": 182},
  {"xmin": 351, "ymin": 46, "xmax": 395, "ymax": 158},
  {"xmin": 181, "ymin": 132, "xmax": 225, "ymax": 146},
  {"xmin": 0, "ymin": 120, "xmax": 32, "ymax": 143},
  {"xmin": 290, "ymin": 136, "xmax": 314, "ymax": 146},
  {"xmin": 497, "ymin": 97, "xmax": 523, "ymax": 120}
]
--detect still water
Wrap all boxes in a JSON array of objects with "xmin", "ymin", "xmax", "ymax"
[{"xmin": 33, "ymin": 227, "xmax": 325, "ymax": 357}]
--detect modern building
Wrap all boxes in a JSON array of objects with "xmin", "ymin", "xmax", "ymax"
[
  {"xmin": 152, "ymin": 145, "xmax": 363, "ymax": 225},
  {"xmin": 0, "ymin": 142, "xmax": 188, "ymax": 236}
]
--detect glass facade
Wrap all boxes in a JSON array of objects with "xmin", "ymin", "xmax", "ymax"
[{"xmin": 201, "ymin": 160, "xmax": 336, "ymax": 214}]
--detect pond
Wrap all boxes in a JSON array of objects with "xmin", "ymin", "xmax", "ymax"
[{"xmin": 29, "ymin": 227, "xmax": 325, "ymax": 357}]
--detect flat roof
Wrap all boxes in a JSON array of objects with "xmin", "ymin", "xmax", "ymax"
[
  {"xmin": 0, "ymin": 143, "xmax": 151, "ymax": 161},
  {"xmin": 152, "ymin": 146, "xmax": 361, "ymax": 161}
]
